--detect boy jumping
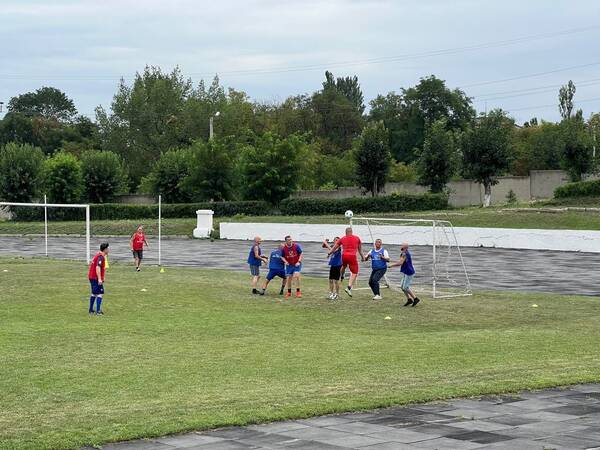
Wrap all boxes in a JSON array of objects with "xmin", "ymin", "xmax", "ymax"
[{"xmin": 88, "ymin": 242, "xmax": 110, "ymax": 315}]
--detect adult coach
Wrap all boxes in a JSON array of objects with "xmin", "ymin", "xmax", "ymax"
[
  {"xmin": 328, "ymin": 227, "xmax": 364, "ymax": 297},
  {"xmin": 364, "ymin": 238, "xmax": 390, "ymax": 300},
  {"xmin": 259, "ymin": 244, "xmax": 287, "ymax": 296},
  {"xmin": 282, "ymin": 235, "xmax": 303, "ymax": 298},
  {"xmin": 390, "ymin": 242, "xmax": 420, "ymax": 307},
  {"xmin": 248, "ymin": 236, "xmax": 268, "ymax": 294},
  {"xmin": 130, "ymin": 225, "xmax": 149, "ymax": 272},
  {"xmin": 88, "ymin": 242, "xmax": 109, "ymax": 315}
]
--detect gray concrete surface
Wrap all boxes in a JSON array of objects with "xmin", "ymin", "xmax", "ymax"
[
  {"xmin": 1, "ymin": 236, "xmax": 599, "ymax": 296},
  {"xmin": 86, "ymin": 383, "xmax": 600, "ymax": 450}
]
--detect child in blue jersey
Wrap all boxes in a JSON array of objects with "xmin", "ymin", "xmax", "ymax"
[
  {"xmin": 323, "ymin": 237, "xmax": 342, "ymax": 300},
  {"xmin": 248, "ymin": 236, "xmax": 268, "ymax": 294},
  {"xmin": 259, "ymin": 244, "xmax": 287, "ymax": 295},
  {"xmin": 390, "ymin": 241, "xmax": 420, "ymax": 307},
  {"xmin": 364, "ymin": 238, "xmax": 390, "ymax": 300}
]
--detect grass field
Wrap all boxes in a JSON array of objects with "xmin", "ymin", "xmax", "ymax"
[
  {"xmin": 1, "ymin": 258, "xmax": 600, "ymax": 449},
  {"xmin": 1, "ymin": 197, "xmax": 600, "ymax": 238}
]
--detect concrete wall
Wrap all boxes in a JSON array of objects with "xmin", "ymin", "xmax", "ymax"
[
  {"xmin": 291, "ymin": 170, "xmax": 574, "ymax": 207},
  {"xmin": 220, "ymin": 222, "xmax": 600, "ymax": 253},
  {"xmin": 114, "ymin": 194, "xmax": 156, "ymax": 204}
]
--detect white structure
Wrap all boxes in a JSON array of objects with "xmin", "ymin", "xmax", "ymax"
[
  {"xmin": 193, "ymin": 209, "xmax": 214, "ymax": 238},
  {"xmin": 219, "ymin": 222, "xmax": 600, "ymax": 253}
]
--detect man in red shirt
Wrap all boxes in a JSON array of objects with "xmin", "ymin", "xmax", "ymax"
[
  {"xmin": 130, "ymin": 225, "xmax": 149, "ymax": 272},
  {"xmin": 281, "ymin": 235, "xmax": 303, "ymax": 298},
  {"xmin": 88, "ymin": 242, "xmax": 109, "ymax": 315},
  {"xmin": 328, "ymin": 227, "xmax": 364, "ymax": 297}
]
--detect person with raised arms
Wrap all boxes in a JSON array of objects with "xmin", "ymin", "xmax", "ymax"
[{"xmin": 322, "ymin": 237, "xmax": 342, "ymax": 300}]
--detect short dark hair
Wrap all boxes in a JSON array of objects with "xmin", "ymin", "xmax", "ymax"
[
  {"xmin": 100, "ymin": 242, "xmax": 109, "ymax": 252},
  {"xmin": 284, "ymin": 235, "xmax": 291, "ymax": 240}
]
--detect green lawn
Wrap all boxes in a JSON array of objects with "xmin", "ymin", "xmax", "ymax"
[
  {"xmin": 1, "ymin": 199, "xmax": 600, "ymax": 238},
  {"xmin": 1, "ymin": 258, "xmax": 600, "ymax": 450}
]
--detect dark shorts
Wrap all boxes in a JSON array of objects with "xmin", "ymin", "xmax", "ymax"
[
  {"xmin": 329, "ymin": 265, "xmax": 342, "ymax": 281},
  {"xmin": 249, "ymin": 264, "xmax": 260, "ymax": 276},
  {"xmin": 266, "ymin": 268, "xmax": 286, "ymax": 281},
  {"xmin": 132, "ymin": 250, "xmax": 143, "ymax": 260},
  {"xmin": 90, "ymin": 279, "xmax": 104, "ymax": 296}
]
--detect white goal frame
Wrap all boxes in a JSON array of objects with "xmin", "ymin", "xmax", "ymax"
[
  {"xmin": 0, "ymin": 197, "xmax": 91, "ymax": 263},
  {"xmin": 349, "ymin": 216, "xmax": 472, "ymax": 299}
]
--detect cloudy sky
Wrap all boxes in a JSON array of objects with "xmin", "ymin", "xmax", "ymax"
[{"xmin": 1, "ymin": 0, "xmax": 599, "ymax": 123}]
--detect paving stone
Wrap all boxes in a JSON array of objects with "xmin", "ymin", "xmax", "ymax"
[
  {"xmin": 247, "ymin": 422, "xmax": 309, "ymax": 434},
  {"xmin": 438, "ymin": 408, "xmax": 505, "ymax": 420},
  {"xmin": 203, "ymin": 428, "xmax": 267, "ymax": 440},
  {"xmin": 98, "ymin": 441, "xmax": 175, "ymax": 450},
  {"xmin": 278, "ymin": 427, "xmax": 354, "ymax": 442},
  {"xmin": 410, "ymin": 436, "xmax": 483, "ymax": 449},
  {"xmin": 449, "ymin": 430, "xmax": 513, "ymax": 444},
  {"xmin": 409, "ymin": 423, "xmax": 466, "ymax": 437},
  {"xmin": 187, "ymin": 441, "xmax": 259, "ymax": 449},
  {"xmin": 519, "ymin": 411, "xmax": 580, "ymax": 422},
  {"xmin": 363, "ymin": 414, "xmax": 425, "ymax": 428},
  {"xmin": 536, "ymin": 433, "xmax": 600, "ymax": 449},
  {"xmin": 484, "ymin": 415, "xmax": 540, "ymax": 426},
  {"xmin": 318, "ymin": 434, "xmax": 390, "ymax": 448},
  {"xmin": 154, "ymin": 433, "xmax": 226, "ymax": 447},
  {"xmin": 516, "ymin": 420, "xmax": 588, "ymax": 435},
  {"xmin": 296, "ymin": 416, "xmax": 354, "ymax": 427},
  {"xmin": 282, "ymin": 440, "xmax": 347, "ymax": 449},
  {"xmin": 325, "ymin": 421, "xmax": 397, "ymax": 435},
  {"xmin": 366, "ymin": 428, "xmax": 440, "ymax": 444},
  {"xmin": 472, "ymin": 437, "xmax": 548, "ymax": 449},
  {"xmin": 356, "ymin": 443, "xmax": 422, "ymax": 450},
  {"xmin": 544, "ymin": 404, "xmax": 600, "ymax": 416},
  {"xmin": 446, "ymin": 419, "xmax": 514, "ymax": 432}
]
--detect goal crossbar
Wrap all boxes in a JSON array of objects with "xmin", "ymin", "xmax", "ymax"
[{"xmin": 0, "ymin": 200, "xmax": 91, "ymax": 263}]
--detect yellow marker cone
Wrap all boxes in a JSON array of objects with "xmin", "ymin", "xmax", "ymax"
[
  {"xmin": 532, "ymin": 304, "xmax": 538, "ymax": 308},
  {"xmin": 384, "ymin": 316, "xmax": 392, "ymax": 320},
  {"xmin": 160, "ymin": 267, "xmax": 165, "ymax": 273}
]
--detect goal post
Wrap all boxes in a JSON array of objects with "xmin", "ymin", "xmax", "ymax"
[
  {"xmin": 0, "ymin": 200, "xmax": 91, "ymax": 263},
  {"xmin": 349, "ymin": 216, "xmax": 472, "ymax": 299}
]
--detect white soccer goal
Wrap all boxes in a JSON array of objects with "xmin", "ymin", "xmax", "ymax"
[
  {"xmin": 349, "ymin": 216, "xmax": 472, "ymax": 299},
  {"xmin": 0, "ymin": 197, "xmax": 91, "ymax": 263}
]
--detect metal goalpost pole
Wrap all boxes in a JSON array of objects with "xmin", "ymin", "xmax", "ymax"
[
  {"xmin": 432, "ymin": 220, "xmax": 437, "ymax": 298},
  {"xmin": 158, "ymin": 194, "xmax": 162, "ymax": 268},
  {"xmin": 44, "ymin": 195, "xmax": 48, "ymax": 258},
  {"xmin": 85, "ymin": 205, "xmax": 91, "ymax": 264}
]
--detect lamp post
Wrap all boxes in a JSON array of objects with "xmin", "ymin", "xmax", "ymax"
[
  {"xmin": 0, "ymin": 102, "xmax": 4, "ymax": 113},
  {"xmin": 209, "ymin": 111, "xmax": 220, "ymax": 140}
]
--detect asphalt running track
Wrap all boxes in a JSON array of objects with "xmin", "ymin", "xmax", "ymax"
[{"xmin": 0, "ymin": 236, "xmax": 599, "ymax": 296}]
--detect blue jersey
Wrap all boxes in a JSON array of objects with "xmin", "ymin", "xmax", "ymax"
[
  {"xmin": 400, "ymin": 250, "xmax": 415, "ymax": 275},
  {"xmin": 268, "ymin": 249, "xmax": 285, "ymax": 270},
  {"xmin": 247, "ymin": 244, "xmax": 262, "ymax": 266},
  {"xmin": 328, "ymin": 248, "xmax": 342, "ymax": 267},
  {"xmin": 370, "ymin": 248, "xmax": 389, "ymax": 270}
]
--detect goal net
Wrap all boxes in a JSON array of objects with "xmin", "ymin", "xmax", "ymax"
[
  {"xmin": 0, "ymin": 199, "xmax": 91, "ymax": 263},
  {"xmin": 349, "ymin": 216, "xmax": 472, "ymax": 299}
]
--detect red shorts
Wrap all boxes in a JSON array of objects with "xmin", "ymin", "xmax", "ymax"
[{"xmin": 342, "ymin": 253, "xmax": 359, "ymax": 274}]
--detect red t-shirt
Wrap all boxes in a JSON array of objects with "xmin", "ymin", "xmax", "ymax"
[
  {"xmin": 88, "ymin": 252, "xmax": 106, "ymax": 281},
  {"xmin": 132, "ymin": 232, "xmax": 146, "ymax": 251},
  {"xmin": 338, "ymin": 235, "xmax": 361, "ymax": 255}
]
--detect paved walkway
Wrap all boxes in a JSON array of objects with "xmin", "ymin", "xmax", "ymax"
[
  {"xmin": 1, "ymin": 236, "xmax": 599, "ymax": 295},
  {"xmin": 88, "ymin": 383, "xmax": 600, "ymax": 450}
]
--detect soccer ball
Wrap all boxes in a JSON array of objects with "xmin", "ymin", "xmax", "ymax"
[{"xmin": 345, "ymin": 210, "xmax": 354, "ymax": 219}]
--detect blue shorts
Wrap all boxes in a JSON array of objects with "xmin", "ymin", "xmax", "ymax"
[
  {"xmin": 400, "ymin": 274, "xmax": 414, "ymax": 291},
  {"xmin": 249, "ymin": 264, "xmax": 260, "ymax": 276},
  {"xmin": 90, "ymin": 279, "xmax": 105, "ymax": 296},
  {"xmin": 285, "ymin": 263, "xmax": 302, "ymax": 276},
  {"xmin": 266, "ymin": 269, "xmax": 286, "ymax": 281}
]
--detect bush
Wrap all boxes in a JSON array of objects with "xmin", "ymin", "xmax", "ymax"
[
  {"xmin": 0, "ymin": 142, "xmax": 45, "ymax": 202},
  {"xmin": 81, "ymin": 150, "xmax": 129, "ymax": 203},
  {"xmin": 554, "ymin": 179, "xmax": 600, "ymax": 198},
  {"xmin": 42, "ymin": 152, "xmax": 84, "ymax": 203},
  {"xmin": 279, "ymin": 192, "xmax": 448, "ymax": 215},
  {"xmin": 11, "ymin": 201, "xmax": 271, "ymax": 221}
]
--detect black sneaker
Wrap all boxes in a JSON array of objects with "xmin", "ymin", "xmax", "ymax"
[
  {"xmin": 88, "ymin": 311, "xmax": 95, "ymax": 315},
  {"xmin": 403, "ymin": 299, "xmax": 413, "ymax": 307},
  {"xmin": 258, "ymin": 289, "xmax": 265, "ymax": 296},
  {"xmin": 252, "ymin": 289, "xmax": 258, "ymax": 295},
  {"xmin": 412, "ymin": 298, "xmax": 420, "ymax": 307},
  {"xmin": 96, "ymin": 311, "xmax": 104, "ymax": 315},
  {"xmin": 279, "ymin": 290, "xmax": 284, "ymax": 295}
]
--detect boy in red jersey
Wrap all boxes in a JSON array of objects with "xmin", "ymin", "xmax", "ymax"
[
  {"xmin": 88, "ymin": 242, "xmax": 109, "ymax": 315},
  {"xmin": 328, "ymin": 227, "xmax": 364, "ymax": 297},
  {"xmin": 281, "ymin": 235, "xmax": 303, "ymax": 298},
  {"xmin": 130, "ymin": 225, "xmax": 149, "ymax": 272}
]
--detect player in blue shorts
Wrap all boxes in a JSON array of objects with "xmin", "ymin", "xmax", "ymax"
[
  {"xmin": 390, "ymin": 241, "xmax": 420, "ymax": 307},
  {"xmin": 322, "ymin": 237, "xmax": 342, "ymax": 300},
  {"xmin": 259, "ymin": 244, "xmax": 287, "ymax": 295}
]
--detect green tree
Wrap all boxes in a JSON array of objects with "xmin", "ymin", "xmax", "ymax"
[
  {"xmin": 184, "ymin": 140, "xmax": 234, "ymax": 201},
  {"xmin": 139, "ymin": 148, "xmax": 193, "ymax": 203},
  {"xmin": 417, "ymin": 119, "xmax": 456, "ymax": 193},
  {"xmin": 511, "ymin": 121, "xmax": 564, "ymax": 175},
  {"xmin": 461, "ymin": 109, "xmax": 514, "ymax": 207},
  {"xmin": 42, "ymin": 152, "xmax": 84, "ymax": 203},
  {"xmin": 81, "ymin": 151, "xmax": 129, "ymax": 203},
  {"xmin": 8, "ymin": 87, "xmax": 77, "ymax": 122},
  {"xmin": 354, "ymin": 121, "xmax": 392, "ymax": 196},
  {"xmin": 240, "ymin": 133, "xmax": 304, "ymax": 204},
  {"xmin": 322, "ymin": 71, "xmax": 365, "ymax": 113},
  {"xmin": 559, "ymin": 80, "xmax": 576, "ymax": 120},
  {"xmin": 561, "ymin": 116, "xmax": 593, "ymax": 181},
  {"xmin": 0, "ymin": 142, "xmax": 44, "ymax": 202},
  {"xmin": 370, "ymin": 76, "xmax": 474, "ymax": 163}
]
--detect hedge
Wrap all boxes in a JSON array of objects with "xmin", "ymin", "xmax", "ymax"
[
  {"xmin": 279, "ymin": 192, "xmax": 448, "ymax": 215},
  {"xmin": 10, "ymin": 201, "xmax": 270, "ymax": 221},
  {"xmin": 554, "ymin": 179, "xmax": 600, "ymax": 198}
]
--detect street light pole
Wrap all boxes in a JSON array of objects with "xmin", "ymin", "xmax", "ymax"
[{"xmin": 209, "ymin": 111, "xmax": 220, "ymax": 140}]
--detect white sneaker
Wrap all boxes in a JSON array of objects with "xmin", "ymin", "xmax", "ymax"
[
  {"xmin": 372, "ymin": 295, "xmax": 383, "ymax": 300},
  {"xmin": 327, "ymin": 292, "xmax": 334, "ymax": 299},
  {"xmin": 332, "ymin": 293, "xmax": 338, "ymax": 300},
  {"xmin": 344, "ymin": 287, "xmax": 353, "ymax": 297}
]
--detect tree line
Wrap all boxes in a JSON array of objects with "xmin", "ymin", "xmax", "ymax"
[{"xmin": 0, "ymin": 67, "xmax": 598, "ymax": 206}]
